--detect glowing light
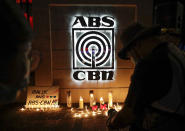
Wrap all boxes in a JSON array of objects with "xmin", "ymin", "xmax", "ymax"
[
  {"xmin": 92, "ymin": 111, "xmax": 96, "ymax": 116},
  {"xmin": 67, "ymin": 91, "xmax": 72, "ymax": 108},
  {"xmin": 89, "ymin": 90, "xmax": 95, "ymax": 107},
  {"xmin": 84, "ymin": 114, "xmax": 88, "ymax": 117},
  {"xmin": 104, "ymin": 111, "xmax": 108, "ymax": 116},
  {"xmin": 70, "ymin": 15, "xmax": 117, "ymax": 83},
  {"xmin": 79, "ymin": 96, "xmax": 84, "ymax": 109},
  {"xmin": 20, "ymin": 108, "xmax": 25, "ymax": 111},
  {"xmin": 74, "ymin": 113, "xmax": 81, "ymax": 118},
  {"xmin": 108, "ymin": 91, "xmax": 113, "ymax": 108},
  {"xmin": 114, "ymin": 103, "xmax": 122, "ymax": 112},
  {"xmin": 100, "ymin": 97, "xmax": 104, "ymax": 105},
  {"xmin": 55, "ymin": 105, "xmax": 59, "ymax": 108}
]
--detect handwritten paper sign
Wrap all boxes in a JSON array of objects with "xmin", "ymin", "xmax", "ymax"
[{"xmin": 26, "ymin": 87, "xmax": 59, "ymax": 108}]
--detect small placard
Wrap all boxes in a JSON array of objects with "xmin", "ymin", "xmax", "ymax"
[{"xmin": 26, "ymin": 87, "xmax": 59, "ymax": 108}]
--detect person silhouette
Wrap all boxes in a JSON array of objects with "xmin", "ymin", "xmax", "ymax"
[
  {"xmin": 0, "ymin": 0, "xmax": 33, "ymax": 105},
  {"xmin": 107, "ymin": 23, "xmax": 185, "ymax": 131}
]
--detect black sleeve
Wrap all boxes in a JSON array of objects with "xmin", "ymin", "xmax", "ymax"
[{"xmin": 125, "ymin": 57, "xmax": 172, "ymax": 115}]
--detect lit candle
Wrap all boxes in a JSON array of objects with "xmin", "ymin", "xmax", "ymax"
[
  {"xmin": 20, "ymin": 108, "xmax": 25, "ymax": 111},
  {"xmin": 79, "ymin": 96, "xmax": 84, "ymax": 109},
  {"xmin": 115, "ymin": 103, "xmax": 122, "ymax": 112},
  {"xmin": 67, "ymin": 91, "xmax": 72, "ymax": 108},
  {"xmin": 89, "ymin": 90, "xmax": 94, "ymax": 107},
  {"xmin": 85, "ymin": 105, "xmax": 88, "ymax": 111},
  {"xmin": 74, "ymin": 113, "xmax": 81, "ymax": 118},
  {"xmin": 92, "ymin": 111, "xmax": 96, "ymax": 116},
  {"xmin": 108, "ymin": 91, "xmax": 113, "ymax": 108},
  {"xmin": 100, "ymin": 97, "xmax": 104, "ymax": 105},
  {"xmin": 84, "ymin": 114, "xmax": 88, "ymax": 117},
  {"xmin": 104, "ymin": 111, "xmax": 108, "ymax": 116}
]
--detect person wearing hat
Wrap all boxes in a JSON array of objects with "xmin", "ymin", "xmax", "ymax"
[
  {"xmin": 107, "ymin": 23, "xmax": 185, "ymax": 130},
  {"xmin": 0, "ymin": 0, "xmax": 33, "ymax": 105}
]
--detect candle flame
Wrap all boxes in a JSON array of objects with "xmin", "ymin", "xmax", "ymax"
[
  {"xmin": 74, "ymin": 113, "xmax": 81, "ymax": 118},
  {"xmin": 100, "ymin": 97, "xmax": 103, "ymax": 101},
  {"xmin": 84, "ymin": 114, "xmax": 88, "ymax": 117},
  {"xmin": 20, "ymin": 108, "xmax": 25, "ymax": 111},
  {"xmin": 90, "ymin": 93, "xmax": 94, "ymax": 97},
  {"xmin": 80, "ymin": 96, "xmax": 83, "ymax": 101}
]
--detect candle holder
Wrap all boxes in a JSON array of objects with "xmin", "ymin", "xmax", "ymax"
[
  {"xmin": 89, "ymin": 90, "xmax": 95, "ymax": 107},
  {"xmin": 100, "ymin": 97, "xmax": 104, "ymax": 105},
  {"xmin": 108, "ymin": 91, "xmax": 113, "ymax": 108},
  {"xmin": 79, "ymin": 96, "xmax": 84, "ymax": 109},
  {"xmin": 67, "ymin": 91, "xmax": 72, "ymax": 108}
]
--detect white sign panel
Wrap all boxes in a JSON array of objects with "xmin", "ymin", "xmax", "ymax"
[{"xmin": 26, "ymin": 87, "xmax": 59, "ymax": 108}]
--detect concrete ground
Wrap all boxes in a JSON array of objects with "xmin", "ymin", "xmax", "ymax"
[{"xmin": 0, "ymin": 103, "xmax": 129, "ymax": 131}]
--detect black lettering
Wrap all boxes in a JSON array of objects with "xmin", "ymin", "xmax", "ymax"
[
  {"xmin": 32, "ymin": 90, "xmax": 40, "ymax": 94},
  {"xmin": 72, "ymin": 16, "xmax": 87, "ymax": 27},
  {"xmin": 88, "ymin": 17, "xmax": 101, "ymax": 27},
  {"xmin": 28, "ymin": 100, "xmax": 38, "ymax": 105},
  {"xmin": 107, "ymin": 71, "xmax": 114, "ymax": 80},
  {"xmin": 101, "ymin": 71, "xmax": 108, "ymax": 80},
  {"xmin": 52, "ymin": 99, "xmax": 58, "ymax": 104},
  {"xmin": 73, "ymin": 71, "xmax": 85, "ymax": 80},
  {"xmin": 41, "ymin": 90, "xmax": 48, "ymax": 94},
  {"xmin": 102, "ymin": 16, "xmax": 114, "ymax": 27},
  {"xmin": 45, "ymin": 100, "xmax": 51, "ymax": 105},
  {"xmin": 88, "ymin": 71, "xmax": 100, "ymax": 80},
  {"xmin": 36, "ymin": 95, "xmax": 45, "ymax": 98}
]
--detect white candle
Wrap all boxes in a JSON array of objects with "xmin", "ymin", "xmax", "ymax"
[
  {"xmin": 79, "ymin": 96, "xmax": 84, "ymax": 109},
  {"xmin": 89, "ymin": 90, "xmax": 94, "ymax": 107},
  {"xmin": 108, "ymin": 91, "xmax": 113, "ymax": 108},
  {"xmin": 67, "ymin": 91, "xmax": 72, "ymax": 108},
  {"xmin": 100, "ymin": 97, "xmax": 104, "ymax": 105}
]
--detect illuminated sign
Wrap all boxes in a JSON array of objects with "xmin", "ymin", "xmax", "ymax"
[{"xmin": 71, "ymin": 16, "xmax": 116, "ymax": 81}]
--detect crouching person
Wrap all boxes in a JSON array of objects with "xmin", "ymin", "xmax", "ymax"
[{"xmin": 107, "ymin": 23, "xmax": 185, "ymax": 131}]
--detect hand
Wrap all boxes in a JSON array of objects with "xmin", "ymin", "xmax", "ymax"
[
  {"xmin": 106, "ymin": 109, "xmax": 119, "ymax": 129},
  {"xmin": 107, "ymin": 106, "xmax": 136, "ymax": 129}
]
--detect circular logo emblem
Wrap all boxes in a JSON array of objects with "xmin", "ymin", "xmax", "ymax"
[{"xmin": 76, "ymin": 31, "xmax": 111, "ymax": 68}]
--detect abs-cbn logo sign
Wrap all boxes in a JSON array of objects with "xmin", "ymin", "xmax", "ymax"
[{"xmin": 71, "ymin": 16, "xmax": 115, "ymax": 81}]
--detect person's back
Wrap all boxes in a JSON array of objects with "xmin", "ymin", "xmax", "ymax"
[{"xmin": 107, "ymin": 23, "xmax": 185, "ymax": 131}]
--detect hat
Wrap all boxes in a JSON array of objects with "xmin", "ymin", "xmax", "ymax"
[{"xmin": 118, "ymin": 23, "xmax": 161, "ymax": 59}]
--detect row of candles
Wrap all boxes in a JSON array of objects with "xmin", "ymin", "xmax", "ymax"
[
  {"xmin": 25, "ymin": 104, "xmax": 60, "ymax": 109},
  {"xmin": 66, "ymin": 90, "xmax": 123, "ymax": 118},
  {"xmin": 20, "ymin": 104, "xmax": 122, "ymax": 119},
  {"xmin": 67, "ymin": 90, "xmax": 114, "ymax": 110},
  {"xmin": 19, "ymin": 90, "xmax": 123, "ymax": 118},
  {"xmin": 20, "ymin": 103, "xmax": 122, "ymax": 118},
  {"xmin": 71, "ymin": 106, "xmax": 108, "ymax": 118}
]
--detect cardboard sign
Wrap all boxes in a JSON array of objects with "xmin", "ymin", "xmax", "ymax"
[{"xmin": 26, "ymin": 87, "xmax": 59, "ymax": 108}]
